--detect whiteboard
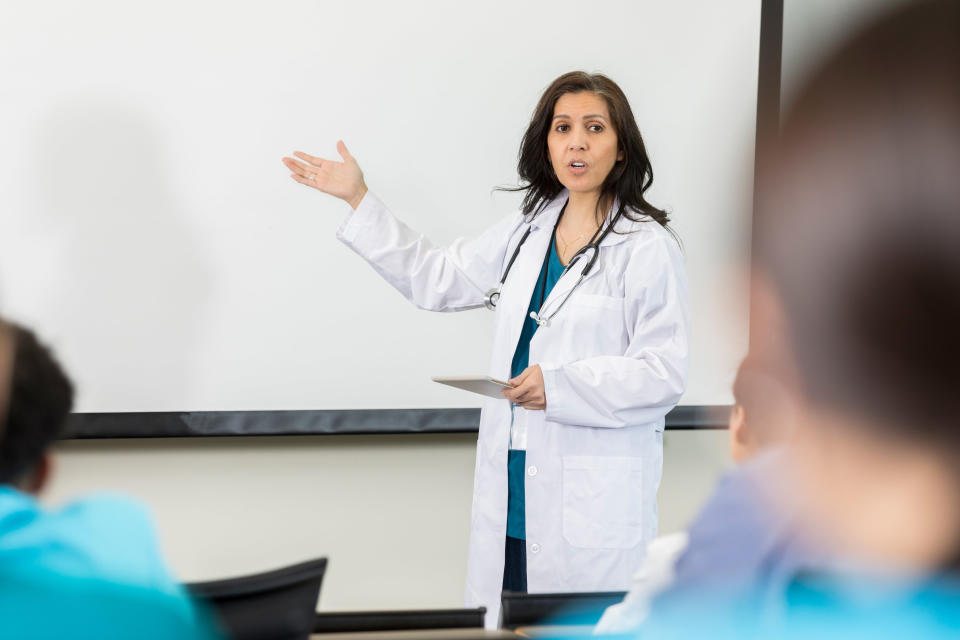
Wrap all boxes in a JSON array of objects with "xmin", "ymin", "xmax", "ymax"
[{"xmin": 0, "ymin": 0, "xmax": 759, "ymax": 412}]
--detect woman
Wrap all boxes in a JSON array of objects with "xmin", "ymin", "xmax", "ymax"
[{"xmin": 282, "ymin": 71, "xmax": 689, "ymax": 627}]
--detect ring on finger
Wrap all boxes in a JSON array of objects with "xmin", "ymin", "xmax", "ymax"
[{"xmin": 308, "ymin": 173, "xmax": 316, "ymax": 181}]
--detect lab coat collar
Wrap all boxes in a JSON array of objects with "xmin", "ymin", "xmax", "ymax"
[
  {"xmin": 526, "ymin": 190, "xmax": 567, "ymax": 231},
  {"xmin": 527, "ymin": 190, "xmax": 650, "ymax": 247}
]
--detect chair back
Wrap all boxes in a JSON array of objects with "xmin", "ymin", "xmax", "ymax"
[
  {"xmin": 186, "ymin": 558, "xmax": 327, "ymax": 640},
  {"xmin": 499, "ymin": 590, "xmax": 626, "ymax": 629}
]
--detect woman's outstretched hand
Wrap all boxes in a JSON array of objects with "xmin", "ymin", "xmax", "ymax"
[
  {"xmin": 502, "ymin": 365, "xmax": 546, "ymax": 411},
  {"xmin": 282, "ymin": 140, "xmax": 368, "ymax": 210}
]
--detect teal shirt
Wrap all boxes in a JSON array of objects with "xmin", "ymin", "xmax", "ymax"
[
  {"xmin": 510, "ymin": 232, "xmax": 567, "ymax": 380},
  {"xmin": 507, "ymin": 233, "xmax": 565, "ymax": 540},
  {"xmin": 0, "ymin": 486, "xmax": 222, "ymax": 639}
]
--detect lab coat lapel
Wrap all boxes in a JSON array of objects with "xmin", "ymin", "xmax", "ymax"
[
  {"xmin": 537, "ymin": 248, "xmax": 596, "ymax": 320},
  {"xmin": 496, "ymin": 196, "xmax": 565, "ymax": 376},
  {"xmin": 537, "ymin": 203, "xmax": 640, "ymax": 317}
]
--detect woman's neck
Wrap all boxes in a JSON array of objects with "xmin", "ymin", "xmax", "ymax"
[{"xmin": 564, "ymin": 189, "xmax": 605, "ymax": 230}]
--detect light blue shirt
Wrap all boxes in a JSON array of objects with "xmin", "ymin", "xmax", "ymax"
[{"xmin": 0, "ymin": 485, "xmax": 222, "ymax": 639}]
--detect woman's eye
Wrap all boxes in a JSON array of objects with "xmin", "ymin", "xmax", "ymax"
[
  {"xmin": 589, "ymin": 124, "xmax": 604, "ymax": 133},
  {"xmin": 555, "ymin": 124, "xmax": 570, "ymax": 133}
]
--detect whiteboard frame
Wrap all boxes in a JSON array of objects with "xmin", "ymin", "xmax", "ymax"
[{"xmin": 60, "ymin": 0, "xmax": 783, "ymax": 439}]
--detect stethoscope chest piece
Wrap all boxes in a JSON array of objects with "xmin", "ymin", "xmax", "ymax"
[
  {"xmin": 484, "ymin": 288, "xmax": 501, "ymax": 311},
  {"xmin": 529, "ymin": 310, "xmax": 550, "ymax": 327}
]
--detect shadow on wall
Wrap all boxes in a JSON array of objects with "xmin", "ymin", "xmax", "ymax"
[{"xmin": 31, "ymin": 99, "xmax": 210, "ymax": 410}]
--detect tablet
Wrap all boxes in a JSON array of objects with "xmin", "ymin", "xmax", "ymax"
[{"xmin": 431, "ymin": 376, "xmax": 514, "ymax": 399}]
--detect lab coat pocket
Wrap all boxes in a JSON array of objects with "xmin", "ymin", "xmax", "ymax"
[
  {"xmin": 572, "ymin": 293, "xmax": 625, "ymax": 312},
  {"xmin": 561, "ymin": 455, "xmax": 644, "ymax": 549}
]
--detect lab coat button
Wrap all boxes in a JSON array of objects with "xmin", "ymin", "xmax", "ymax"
[
  {"xmin": 527, "ymin": 465, "xmax": 538, "ymax": 477},
  {"xmin": 530, "ymin": 543, "xmax": 541, "ymax": 554}
]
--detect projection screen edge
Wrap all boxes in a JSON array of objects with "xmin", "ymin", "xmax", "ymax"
[{"xmin": 62, "ymin": 405, "xmax": 730, "ymax": 439}]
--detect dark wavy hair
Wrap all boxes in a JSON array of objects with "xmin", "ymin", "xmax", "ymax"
[
  {"xmin": 0, "ymin": 323, "xmax": 74, "ymax": 485},
  {"xmin": 503, "ymin": 71, "xmax": 671, "ymax": 234}
]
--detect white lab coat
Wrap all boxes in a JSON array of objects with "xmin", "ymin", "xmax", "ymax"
[
  {"xmin": 594, "ymin": 531, "xmax": 690, "ymax": 634},
  {"xmin": 337, "ymin": 189, "xmax": 690, "ymax": 628}
]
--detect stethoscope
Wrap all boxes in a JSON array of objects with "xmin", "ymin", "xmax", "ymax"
[{"xmin": 483, "ymin": 203, "xmax": 622, "ymax": 327}]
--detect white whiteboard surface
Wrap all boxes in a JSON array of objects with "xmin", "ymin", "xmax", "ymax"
[{"xmin": 0, "ymin": 1, "xmax": 758, "ymax": 412}]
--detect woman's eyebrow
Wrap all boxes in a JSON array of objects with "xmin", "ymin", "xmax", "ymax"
[{"xmin": 552, "ymin": 114, "xmax": 608, "ymax": 121}]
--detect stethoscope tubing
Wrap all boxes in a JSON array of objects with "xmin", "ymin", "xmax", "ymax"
[
  {"xmin": 484, "ymin": 204, "xmax": 622, "ymax": 324},
  {"xmin": 483, "ymin": 225, "xmax": 532, "ymax": 310}
]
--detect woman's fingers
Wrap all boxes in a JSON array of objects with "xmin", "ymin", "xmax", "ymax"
[
  {"xmin": 290, "ymin": 172, "xmax": 319, "ymax": 188},
  {"xmin": 284, "ymin": 144, "xmax": 365, "ymax": 205},
  {"xmin": 502, "ymin": 385, "xmax": 522, "ymax": 403},
  {"xmin": 293, "ymin": 151, "xmax": 328, "ymax": 168},
  {"xmin": 336, "ymin": 140, "xmax": 353, "ymax": 163},
  {"xmin": 284, "ymin": 156, "xmax": 335, "ymax": 190},
  {"xmin": 516, "ymin": 364, "xmax": 540, "ymax": 383},
  {"xmin": 507, "ymin": 365, "xmax": 545, "ymax": 409},
  {"xmin": 505, "ymin": 380, "xmax": 534, "ymax": 403},
  {"xmin": 502, "ymin": 377, "xmax": 545, "ymax": 409},
  {"xmin": 283, "ymin": 157, "xmax": 317, "ymax": 178}
]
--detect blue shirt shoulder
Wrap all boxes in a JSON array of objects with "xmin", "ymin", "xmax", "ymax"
[{"xmin": 0, "ymin": 486, "xmax": 222, "ymax": 639}]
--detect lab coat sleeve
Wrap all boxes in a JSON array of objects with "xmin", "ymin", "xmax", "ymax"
[
  {"xmin": 540, "ymin": 232, "xmax": 690, "ymax": 428},
  {"xmin": 337, "ymin": 191, "xmax": 520, "ymax": 312}
]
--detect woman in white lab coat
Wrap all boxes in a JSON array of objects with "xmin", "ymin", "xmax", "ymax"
[{"xmin": 283, "ymin": 71, "xmax": 690, "ymax": 627}]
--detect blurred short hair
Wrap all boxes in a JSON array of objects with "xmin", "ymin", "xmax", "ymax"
[
  {"xmin": 755, "ymin": 0, "xmax": 960, "ymax": 445},
  {"xmin": 0, "ymin": 323, "xmax": 74, "ymax": 485}
]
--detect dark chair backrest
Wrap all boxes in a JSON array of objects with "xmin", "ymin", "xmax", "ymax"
[
  {"xmin": 186, "ymin": 558, "xmax": 327, "ymax": 640},
  {"xmin": 314, "ymin": 607, "xmax": 486, "ymax": 634},
  {"xmin": 499, "ymin": 590, "xmax": 627, "ymax": 629}
]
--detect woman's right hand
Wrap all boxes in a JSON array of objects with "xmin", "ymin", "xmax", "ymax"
[{"xmin": 282, "ymin": 140, "xmax": 368, "ymax": 210}]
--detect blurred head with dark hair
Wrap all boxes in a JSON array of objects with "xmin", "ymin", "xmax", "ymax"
[
  {"xmin": 0, "ymin": 321, "xmax": 14, "ymax": 441},
  {"xmin": 0, "ymin": 322, "xmax": 74, "ymax": 493},
  {"xmin": 754, "ymin": 0, "xmax": 960, "ymax": 572}
]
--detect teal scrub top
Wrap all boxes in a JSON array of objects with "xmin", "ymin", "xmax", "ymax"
[{"xmin": 507, "ymin": 231, "xmax": 565, "ymax": 540}]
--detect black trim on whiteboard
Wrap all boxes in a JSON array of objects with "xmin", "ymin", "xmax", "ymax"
[{"xmin": 62, "ymin": 405, "xmax": 730, "ymax": 439}]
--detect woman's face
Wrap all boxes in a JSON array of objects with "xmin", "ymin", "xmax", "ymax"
[{"xmin": 547, "ymin": 92, "xmax": 623, "ymax": 199}]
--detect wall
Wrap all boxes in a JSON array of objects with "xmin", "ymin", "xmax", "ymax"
[{"xmin": 48, "ymin": 430, "xmax": 731, "ymax": 611}]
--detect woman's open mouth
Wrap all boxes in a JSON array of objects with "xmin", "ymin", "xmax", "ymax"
[{"xmin": 568, "ymin": 160, "xmax": 588, "ymax": 176}]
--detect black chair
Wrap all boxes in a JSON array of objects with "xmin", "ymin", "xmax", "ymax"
[
  {"xmin": 499, "ymin": 590, "xmax": 626, "ymax": 629},
  {"xmin": 314, "ymin": 607, "xmax": 486, "ymax": 633},
  {"xmin": 186, "ymin": 558, "xmax": 327, "ymax": 640}
]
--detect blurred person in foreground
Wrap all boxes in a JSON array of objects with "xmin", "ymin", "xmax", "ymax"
[
  {"xmin": 641, "ymin": 1, "xmax": 960, "ymax": 637},
  {"xmin": 0, "ymin": 319, "xmax": 221, "ymax": 639},
  {"xmin": 595, "ymin": 356, "xmax": 797, "ymax": 634}
]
